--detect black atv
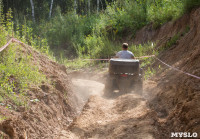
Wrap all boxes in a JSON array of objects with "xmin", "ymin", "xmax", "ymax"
[{"xmin": 104, "ymin": 58, "xmax": 143, "ymax": 97}]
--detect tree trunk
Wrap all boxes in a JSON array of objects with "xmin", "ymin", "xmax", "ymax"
[
  {"xmin": 74, "ymin": 0, "xmax": 77, "ymax": 14},
  {"xmin": 88, "ymin": 0, "xmax": 90, "ymax": 15},
  {"xmin": 49, "ymin": 0, "xmax": 54, "ymax": 19},
  {"xmin": 30, "ymin": 0, "xmax": 35, "ymax": 22},
  {"xmin": 100, "ymin": 0, "xmax": 103, "ymax": 10},
  {"xmin": 0, "ymin": 0, "xmax": 2, "ymax": 15},
  {"xmin": 97, "ymin": 0, "xmax": 99, "ymax": 14}
]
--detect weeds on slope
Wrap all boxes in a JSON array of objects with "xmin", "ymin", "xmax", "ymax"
[{"xmin": 0, "ymin": 42, "xmax": 46, "ymax": 108}]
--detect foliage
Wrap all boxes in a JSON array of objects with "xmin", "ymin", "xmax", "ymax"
[
  {"xmin": 159, "ymin": 26, "xmax": 190, "ymax": 51},
  {"xmin": 65, "ymin": 42, "xmax": 157, "ymax": 69},
  {"xmin": 64, "ymin": 58, "xmax": 95, "ymax": 70},
  {"xmin": 161, "ymin": 33, "xmax": 181, "ymax": 51},
  {"xmin": 0, "ymin": 37, "xmax": 46, "ymax": 106},
  {"xmin": 147, "ymin": 0, "xmax": 184, "ymax": 28},
  {"xmin": 0, "ymin": 115, "xmax": 7, "ymax": 122},
  {"xmin": 42, "ymin": 10, "xmax": 98, "ymax": 48},
  {"xmin": 1, "ymin": 0, "xmax": 199, "ymax": 70},
  {"xmin": 0, "ymin": 8, "xmax": 48, "ymax": 108},
  {"xmin": 183, "ymin": 0, "xmax": 200, "ymax": 12},
  {"xmin": 103, "ymin": 0, "xmax": 147, "ymax": 36},
  {"xmin": 144, "ymin": 67, "xmax": 156, "ymax": 80}
]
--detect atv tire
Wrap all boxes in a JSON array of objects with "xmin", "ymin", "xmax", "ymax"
[
  {"xmin": 135, "ymin": 78, "xmax": 143, "ymax": 95},
  {"xmin": 103, "ymin": 76, "xmax": 114, "ymax": 97}
]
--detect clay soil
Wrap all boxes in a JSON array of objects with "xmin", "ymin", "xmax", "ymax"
[{"xmin": 0, "ymin": 43, "xmax": 79, "ymax": 139}]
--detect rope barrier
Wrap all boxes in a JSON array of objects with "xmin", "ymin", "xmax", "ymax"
[
  {"xmin": 155, "ymin": 58, "xmax": 200, "ymax": 80},
  {"xmin": 0, "ymin": 38, "xmax": 27, "ymax": 53},
  {"xmin": 0, "ymin": 39, "xmax": 13, "ymax": 52},
  {"xmin": 82, "ymin": 55, "xmax": 156, "ymax": 61},
  {"xmin": 83, "ymin": 55, "xmax": 200, "ymax": 80},
  {"xmin": 1, "ymin": 38, "xmax": 199, "ymax": 80},
  {"xmin": 135, "ymin": 55, "xmax": 156, "ymax": 59},
  {"xmin": 83, "ymin": 59, "xmax": 110, "ymax": 61}
]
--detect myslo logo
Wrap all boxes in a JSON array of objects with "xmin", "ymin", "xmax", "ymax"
[{"xmin": 171, "ymin": 132, "xmax": 198, "ymax": 138}]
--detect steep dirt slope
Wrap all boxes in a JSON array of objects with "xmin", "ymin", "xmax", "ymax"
[
  {"xmin": 134, "ymin": 8, "xmax": 200, "ymax": 138},
  {"xmin": 0, "ymin": 43, "xmax": 79, "ymax": 138}
]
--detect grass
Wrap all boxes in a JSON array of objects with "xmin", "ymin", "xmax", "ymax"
[
  {"xmin": 64, "ymin": 58, "xmax": 95, "ymax": 71},
  {"xmin": 0, "ymin": 115, "xmax": 7, "ymax": 122},
  {"xmin": 144, "ymin": 67, "xmax": 156, "ymax": 80},
  {"xmin": 0, "ymin": 15, "xmax": 48, "ymax": 109},
  {"xmin": 64, "ymin": 42, "xmax": 157, "ymax": 72},
  {"xmin": 159, "ymin": 26, "xmax": 190, "ymax": 52},
  {"xmin": 0, "ymin": 42, "xmax": 46, "ymax": 108}
]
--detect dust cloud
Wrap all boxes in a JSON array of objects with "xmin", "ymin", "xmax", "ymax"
[
  {"xmin": 67, "ymin": 73, "xmax": 159, "ymax": 139},
  {"xmin": 72, "ymin": 77, "xmax": 105, "ymax": 111}
]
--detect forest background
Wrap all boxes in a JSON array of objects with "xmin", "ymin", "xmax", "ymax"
[{"xmin": 1, "ymin": 0, "xmax": 200, "ymax": 68}]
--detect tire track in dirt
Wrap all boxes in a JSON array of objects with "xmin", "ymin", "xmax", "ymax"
[{"xmin": 62, "ymin": 78, "xmax": 159, "ymax": 139}]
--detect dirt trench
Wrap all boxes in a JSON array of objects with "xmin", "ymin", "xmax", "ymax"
[{"xmin": 57, "ymin": 76, "xmax": 160, "ymax": 139}]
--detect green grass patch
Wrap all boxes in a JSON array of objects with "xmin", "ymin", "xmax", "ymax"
[
  {"xmin": 0, "ymin": 43, "xmax": 46, "ymax": 107},
  {"xmin": 0, "ymin": 115, "xmax": 7, "ymax": 122}
]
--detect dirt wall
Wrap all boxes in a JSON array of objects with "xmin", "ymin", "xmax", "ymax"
[
  {"xmin": 0, "ymin": 44, "xmax": 79, "ymax": 139},
  {"xmin": 134, "ymin": 8, "xmax": 200, "ymax": 138}
]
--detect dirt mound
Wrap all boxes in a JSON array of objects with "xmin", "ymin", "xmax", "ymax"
[
  {"xmin": 133, "ymin": 7, "xmax": 200, "ymax": 137},
  {"xmin": 0, "ymin": 44, "xmax": 78, "ymax": 138}
]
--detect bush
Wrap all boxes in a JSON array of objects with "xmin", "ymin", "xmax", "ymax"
[
  {"xmin": 41, "ymin": 8, "xmax": 98, "ymax": 48},
  {"xmin": 6, "ymin": 0, "xmax": 199, "ymax": 62},
  {"xmin": 183, "ymin": 0, "xmax": 200, "ymax": 12},
  {"xmin": 147, "ymin": 0, "xmax": 184, "ymax": 28},
  {"xmin": 0, "ymin": 39, "xmax": 46, "ymax": 106}
]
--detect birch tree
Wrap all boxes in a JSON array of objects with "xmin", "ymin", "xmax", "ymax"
[
  {"xmin": 0, "ymin": 0, "xmax": 2, "ymax": 17},
  {"xmin": 88, "ymin": 0, "xmax": 90, "ymax": 15},
  {"xmin": 49, "ymin": 0, "xmax": 54, "ymax": 19},
  {"xmin": 97, "ymin": 0, "xmax": 99, "ymax": 13},
  {"xmin": 100, "ymin": 0, "xmax": 103, "ymax": 10},
  {"xmin": 0, "ymin": 0, "xmax": 1, "ymax": 11},
  {"xmin": 30, "ymin": 0, "xmax": 35, "ymax": 22},
  {"xmin": 74, "ymin": 0, "xmax": 77, "ymax": 14}
]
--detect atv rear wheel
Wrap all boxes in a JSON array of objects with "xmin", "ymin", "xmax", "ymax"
[
  {"xmin": 117, "ymin": 77, "xmax": 131, "ymax": 94},
  {"xmin": 103, "ymin": 75, "xmax": 114, "ymax": 97},
  {"xmin": 134, "ymin": 76, "xmax": 143, "ymax": 95}
]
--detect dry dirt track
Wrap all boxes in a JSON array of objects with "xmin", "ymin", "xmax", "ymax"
[{"xmin": 58, "ymin": 78, "xmax": 159, "ymax": 139}]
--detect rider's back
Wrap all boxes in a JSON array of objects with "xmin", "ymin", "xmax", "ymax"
[{"xmin": 116, "ymin": 50, "xmax": 134, "ymax": 59}]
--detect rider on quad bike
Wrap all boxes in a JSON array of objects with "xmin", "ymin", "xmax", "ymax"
[
  {"xmin": 115, "ymin": 43, "xmax": 135, "ymax": 59},
  {"xmin": 104, "ymin": 43, "xmax": 143, "ymax": 97}
]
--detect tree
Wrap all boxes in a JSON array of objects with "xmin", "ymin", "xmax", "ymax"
[
  {"xmin": 97, "ymin": 0, "xmax": 99, "ymax": 13},
  {"xmin": 30, "ymin": 0, "xmax": 35, "ymax": 22},
  {"xmin": 88, "ymin": 0, "xmax": 90, "ymax": 15},
  {"xmin": 49, "ymin": 0, "xmax": 54, "ymax": 19},
  {"xmin": 74, "ymin": 0, "xmax": 77, "ymax": 14},
  {"xmin": 0, "ymin": 0, "xmax": 2, "ymax": 14}
]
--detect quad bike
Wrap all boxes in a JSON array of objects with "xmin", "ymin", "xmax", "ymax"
[{"xmin": 104, "ymin": 58, "xmax": 143, "ymax": 97}]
